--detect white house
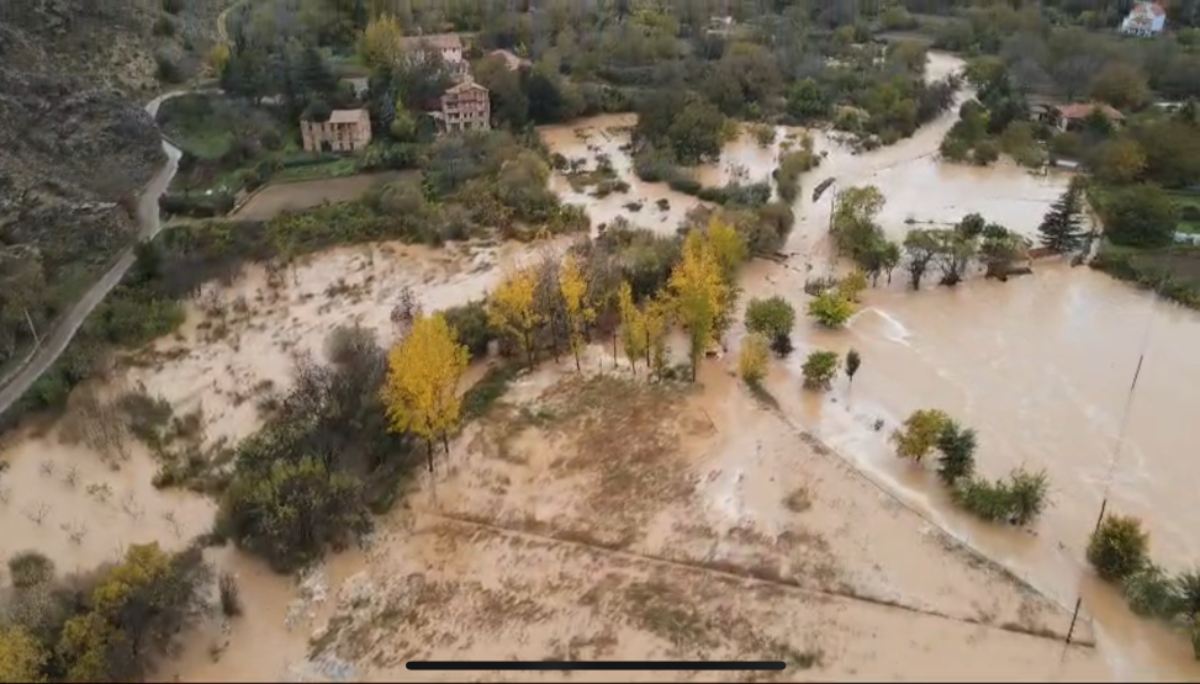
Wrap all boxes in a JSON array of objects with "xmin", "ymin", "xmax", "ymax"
[{"xmin": 1120, "ymin": 2, "xmax": 1167, "ymax": 36}]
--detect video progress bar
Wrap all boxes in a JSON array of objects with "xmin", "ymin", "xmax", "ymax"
[{"xmin": 407, "ymin": 660, "xmax": 786, "ymax": 671}]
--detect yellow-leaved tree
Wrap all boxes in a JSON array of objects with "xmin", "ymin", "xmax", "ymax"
[
  {"xmin": 358, "ymin": 14, "xmax": 405, "ymax": 71},
  {"xmin": 706, "ymin": 214, "xmax": 747, "ymax": 281},
  {"xmin": 617, "ymin": 281, "xmax": 647, "ymax": 372},
  {"xmin": 487, "ymin": 267, "xmax": 543, "ymax": 368},
  {"xmin": 381, "ymin": 313, "xmax": 470, "ymax": 471},
  {"xmin": 0, "ymin": 626, "xmax": 46, "ymax": 683},
  {"xmin": 559, "ymin": 253, "xmax": 594, "ymax": 371},
  {"xmin": 642, "ymin": 295, "xmax": 671, "ymax": 379},
  {"xmin": 669, "ymin": 230, "xmax": 729, "ymax": 382}
]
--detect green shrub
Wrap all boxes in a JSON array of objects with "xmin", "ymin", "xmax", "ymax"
[
  {"xmin": 745, "ymin": 296, "xmax": 796, "ymax": 354},
  {"xmin": 1122, "ymin": 564, "xmax": 1182, "ymax": 620},
  {"xmin": 1007, "ymin": 468, "xmax": 1050, "ymax": 525},
  {"xmin": 807, "ymin": 291, "xmax": 855, "ymax": 328},
  {"xmin": 936, "ymin": 421, "xmax": 976, "ymax": 484},
  {"xmin": 444, "ymin": 300, "xmax": 495, "ymax": 360},
  {"xmin": 953, "ymin": 476, "xmax": 1013, "ymax": 522},
  {"xmin": 7, "ymin": 551, "xmax": 54, "ymax": 589},
  {"xmin": 1088, "ymin": 514, "xmax": 1150, "ymax": 582},
  {"xmin": 951, "ymin": 467, "xmax": 1050, "ymax": 525},
  {"xmin": 801, "ymin": 350, "xmax": 839, "ymax": 390}
]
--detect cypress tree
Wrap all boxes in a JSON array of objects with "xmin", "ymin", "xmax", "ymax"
[{"xmin": 1038, "ymin": 178, "xmax": 1087, "ymax": 253}]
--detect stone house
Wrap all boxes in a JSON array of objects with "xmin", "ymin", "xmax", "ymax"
[
  {"xmin": 300, "ymin": 109, "xmax": 372, "ymax": 153},
  {"xmin": 1120, "ymin": 2, "xmax": 1167, "ymax": 36},
  {"xmin": 433, "ymin": 79, "xmax": 491, "ymax": 133},
  {"xmin": 399, "ymin": 33, "xmax": 469, "ymax": 78}
]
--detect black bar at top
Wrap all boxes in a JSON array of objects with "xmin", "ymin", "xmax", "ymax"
[{"xmin": 406, "ymin": 660, "xmax": 785, "ymax": 671}]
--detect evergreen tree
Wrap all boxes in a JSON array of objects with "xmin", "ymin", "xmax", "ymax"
[
  {"xmin": 300, "ymin": 46, "xmax": 338, "ymax": 100},
  {"xmin": 1038, "ymin": 178, "xmax": 1087, "ymax": 253}
]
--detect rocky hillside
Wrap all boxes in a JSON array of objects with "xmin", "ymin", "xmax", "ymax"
[{"xmin": 0, "ymin": 0, "xmax": 222, "ymax": 365}]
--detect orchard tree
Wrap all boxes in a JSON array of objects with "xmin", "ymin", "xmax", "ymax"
[{"xmin": 381, "ymin": 313, "xmax": 469, "ymax": 465}]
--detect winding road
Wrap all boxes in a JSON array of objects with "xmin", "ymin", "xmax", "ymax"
[{"xmin": 0, "ymin": 94, "xmax": 184, "ymax": 415}]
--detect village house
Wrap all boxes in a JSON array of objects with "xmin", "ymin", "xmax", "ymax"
[
  {"xmin": 342, "ymin": 76, "xmax": 370, "ymax": 100},
  {"xmin": 1120, "ymin": 1, "xmax": 1167, "ymax": 36},
  {"xmin": 300, "ymin": 108, "xmax": 372, "ymax": 153},
  {"xmin": 398, "ymin": 33, "xmax": 469, "ymax": 78},
  {"xmin": 1036, "ymin": 102, "xmax": 1124, "ymax": 132},
  {"xmin": 434, "ymin": 79, "xmax": 491, "ymax": 133},
  {"xmin": 488, "ymin": 48, "xmax": 531, "ymax": 71}
]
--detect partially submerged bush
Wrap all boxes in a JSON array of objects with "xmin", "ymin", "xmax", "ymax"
[
  {"xmin": 739, "ymin": 333, "xmax": 769, "ymax": 386},
  {"xmin": 745, "ymin": 296, "xmax": 795, "ymax": 355},
  {"xmin": 952, "ymin": 468, "xmax": 1049, "ymax": 525},
  {"xmin": 1122, "ymin": 564, "xmax": 1181, "ymax": 620},
  {"xmin": 1088, "ymin": 514, "xmax": 1150, "ymax": 582},
  {"xmin": 801, "ymin": 350, "xmax": 839, "ymax": 390}
]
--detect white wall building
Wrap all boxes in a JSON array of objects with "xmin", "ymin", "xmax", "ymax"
[{"xmin": 1120, "ymin": 2, "xmax": 1167, "ymax": 36}]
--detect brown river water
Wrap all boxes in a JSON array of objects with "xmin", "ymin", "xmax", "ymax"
[
  {"xmin": 541, "ymin": 51, "xmax": 1200, "ymax": 679},
  {"xmin": 0, "ymin": 51, "xmax": 1196, "ymax": 680}
]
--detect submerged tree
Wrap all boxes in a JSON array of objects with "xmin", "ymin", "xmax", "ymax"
[
  {"xmin": 1038, "ymin": 178, "xmax": 1088, "ymax": 254},
  {"xmin": 845, "ymin": 348, "xmax": 861, "ymax": 385},
  {"xmin": 936, "ymin": 421, "xmax": 977, "ymax": 484},
  {"xmin": 801, "ymin": 350, "xmax": 839, "ymax": 390},
  {"xmin": 893, "ymin": 408, "xmax": 951, "ymax": 462},
  {"xmin": 903, "ymin": 229, "xmax": 940, "ymax": 290}
]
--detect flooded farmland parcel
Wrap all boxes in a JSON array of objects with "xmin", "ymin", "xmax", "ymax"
[{"xmin": 2, "ymin": 49, "xmax": 1198, "ymax": 682}]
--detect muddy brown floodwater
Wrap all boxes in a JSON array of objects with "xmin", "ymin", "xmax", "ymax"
[
  {"xmin": 2, "ymin": 49, "xmax": 1196, "ymax": 682},
  {"xmin": 540, "ymin": 50, "xmax": 1200, "ymax": 679}
]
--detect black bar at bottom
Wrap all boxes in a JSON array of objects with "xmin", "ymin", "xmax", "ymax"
[{"xmin": 407, "ymin": 660, "xmax": 785, "ymax": 671}]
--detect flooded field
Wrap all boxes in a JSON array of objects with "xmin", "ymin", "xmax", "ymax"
[
  {"xmin": 536, "ymin": 49, "xmax": 1200, "ymax": 679},
  {"xmin": 2, "ymin": 49, "xmax": 1197, "ymax": 682}
]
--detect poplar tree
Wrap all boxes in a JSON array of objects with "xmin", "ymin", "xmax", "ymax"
[
  {"xmin": 487, "ymin": 268, "xmax": 542, "ymax": 368},
  {"xmin": 669, "ymin": 231, "xmax": 728, "ymax": 382},
  {"xmin": 559, "ymin": 254, "xmax": 594, "ymax": 371},
  {"xmin": 381, "ymin": 313, "xmax": 469, "ymax": 469}
]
